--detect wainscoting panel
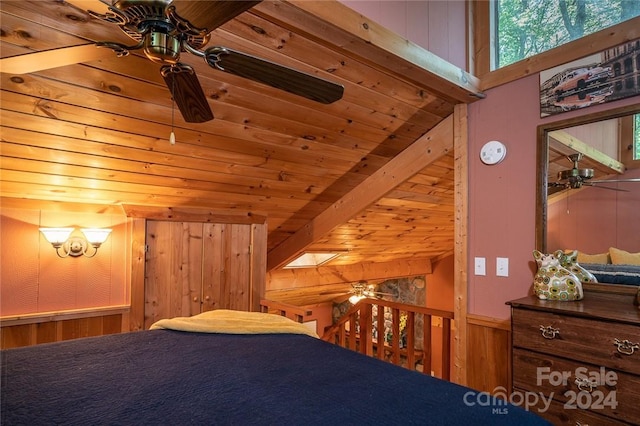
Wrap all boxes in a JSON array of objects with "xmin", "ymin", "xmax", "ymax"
[
  {"xmin": 466, "ymin": 314, "xmax": 511, "ymax": 394},
  {"xmin": 0, "ymin": 312, "xmax": 124, "ymax": 349}
]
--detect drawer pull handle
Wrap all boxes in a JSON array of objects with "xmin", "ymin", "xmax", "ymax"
[
  {"xmin": 539, "ymin": 325, "xmax": 560, "ymax": 339},
  {"xmin": 574, "ymin": 377, "xmax": 598, "ymax": 393},
  {"xmin": 614, "ymin": 338, "xmax": 639, "ymax": 356}
]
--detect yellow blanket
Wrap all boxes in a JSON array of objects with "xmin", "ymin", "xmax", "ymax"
[{"xmin": 149, "ymin": 309, "xmax": 319, "ymax": 338}]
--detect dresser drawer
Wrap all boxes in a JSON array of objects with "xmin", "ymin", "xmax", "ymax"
[
  {"xmin": 512, "ymin": 307, "xmax": 640, "ymax": 375},
  {"xmin": 513, "ymin": 348, "xmax": 640, "ymax": 424},
  {"xmin": 515, "ymin": 393, "xmax": 629, "ymax": 426}
]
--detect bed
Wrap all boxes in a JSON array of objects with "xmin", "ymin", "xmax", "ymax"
[
  {"xmin": 1, "ymin": 310, "xmax": 548, "ymax": 425},
  {"xmin": 581, "ymin": 263, "xmax": 640, "ymax": 286}
]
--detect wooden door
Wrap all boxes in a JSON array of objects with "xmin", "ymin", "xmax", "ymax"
[
  {"xmin": 144, "ymin": 221, "xmax": 204, "ymax": 328},
  {"xmin": 144, "ymin": 220, "xmax": 264, "ymax": 329}
]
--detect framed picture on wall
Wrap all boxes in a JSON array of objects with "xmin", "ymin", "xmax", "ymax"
[{"xmin": 540, "ymin": 38, "xmax": 640, "ymax": 117}]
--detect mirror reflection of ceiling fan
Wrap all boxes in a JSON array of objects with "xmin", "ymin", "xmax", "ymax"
[
  {"xmin": 548, "ymin": 153, "xmax": 640, "ymax": 193},
  {"xmin": 321, "ymin": 281, "xmax": 398, "ymax": 304},
  {"xmin": 0, "ymin": 0, "xmax": 344, "ymax": 123}
]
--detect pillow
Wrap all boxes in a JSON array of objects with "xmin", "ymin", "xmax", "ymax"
[
  {"xmin": 576, "ymin": 251, "xmax": 610, "ymax": 265},
  {"xmin": 581, "ymin": 263, "xmax": 640, "ymax": 286},
  {"xmin": 609, "ymin": 247, "xmax": 640, "ymax": 266}
]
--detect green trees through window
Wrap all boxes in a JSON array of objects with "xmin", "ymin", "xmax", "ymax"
[
  {"xmin": 635, "ymin": 114, "xmax": 640, "ymax": 160},
  {"xmin": 497, "ymin": 0, "xmax": 640, "ymax": 69}
]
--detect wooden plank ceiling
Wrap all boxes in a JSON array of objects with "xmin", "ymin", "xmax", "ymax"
[{"xmin": 0, "ymin": 1, "xmax": 481, "ymax": 297}]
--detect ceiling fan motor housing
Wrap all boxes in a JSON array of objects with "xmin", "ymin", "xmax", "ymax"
[
  {"xmin": 143, "ymin": 25, "xmax": 180, "ymax": 64},
  {"xmin": 92, "ymin": 0, "xmax": 210, "ymax": 65}
]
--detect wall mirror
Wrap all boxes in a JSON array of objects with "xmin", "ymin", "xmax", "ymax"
[{"xmin": 536, "ymin": 103, "xmax": 640, "ymax": 293}]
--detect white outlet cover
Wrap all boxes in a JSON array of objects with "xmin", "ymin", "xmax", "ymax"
[
  {"xmin": 480, "ymin": 140, "xmax": 507, "ymax": 165},
  {"xmin": 474, "ymin": 257, "xmax": 486, "ymax": 276},
  {"xmin": 496, "ymin": 257, "xmax": 509, "ymax": 277}
]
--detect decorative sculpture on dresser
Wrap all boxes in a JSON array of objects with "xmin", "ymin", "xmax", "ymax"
[
  {"xmin": 533, "ymin": 250, "xmax": 584, "ymax": 301},
  {"xmin": 557, "ymin": 250, "xmax": 598, "ymax": 283}
]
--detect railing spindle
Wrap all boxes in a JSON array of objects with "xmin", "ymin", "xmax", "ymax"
[
  {"xmin": 359, "ymin": 303, "xmax": 373, "ymax": 356},
  {"xmin": 423, "ymin": 314, "xmax": 432, "ymax": 375},
  {"xmin": 348, "ymin": 315, "xmax": 357, "ymax": 350},
  {"xmin": 321, "ymin": 299, "xmax": 454, "ymax": 380},
  {"xmin": 376, "ymin": 303, "xmax": 385, "ymax": 360},
  {"xmin": 406, "ymin": 311, "xmax": 415, "ymax": 369},
  {"xmin": 391, "ymin": 308, "xmax": 400, "ymax": 365},
  {"xmin": 441, "ymin": 317, "xmax": 451, "ymax": 381}
]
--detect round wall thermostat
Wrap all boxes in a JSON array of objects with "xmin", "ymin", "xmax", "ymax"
[{"xmin": 480, "ymin": 140, "xmax": 507, "ymax": 165}]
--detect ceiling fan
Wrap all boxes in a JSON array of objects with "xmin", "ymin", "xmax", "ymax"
[
  {"xmin": 0, "ymin": 0, "xmax": 344, "ymax": 123},
  {"xmin": 322, "ymin": 281, "xmax": 398, "ymax": 304},
  {"xmin": 548, "ymin": 153, "xmax": 640, "ymax": 192}
]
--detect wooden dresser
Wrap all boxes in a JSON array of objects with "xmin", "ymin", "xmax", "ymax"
[{"xmin": 509, "ymin": 292, "xmax": 640, "ymax": 425}]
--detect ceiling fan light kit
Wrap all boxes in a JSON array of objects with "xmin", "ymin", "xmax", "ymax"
[{"xmin": 0, "ymin": 0, "xmax": 344, "ymax": 124}]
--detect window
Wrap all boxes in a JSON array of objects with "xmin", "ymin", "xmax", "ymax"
[{"xmin": 496, "ymin": 0, "xmax": 640, "ymax": 69}]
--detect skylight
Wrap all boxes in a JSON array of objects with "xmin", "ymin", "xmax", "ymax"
[{"xmin": 284, "ymin": 252, "xmax": 343, "ymax": 268}]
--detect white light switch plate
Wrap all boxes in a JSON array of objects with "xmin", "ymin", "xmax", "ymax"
[
  {"xmin": 474, "ymin": 257, "xmax": 486, "ymax": 276},
  {"xmin": 496, "ymin": 257, "xmax": 509, "ymax": 277}
]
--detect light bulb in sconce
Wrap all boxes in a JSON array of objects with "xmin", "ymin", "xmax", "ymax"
[
  {"xmin": 81, "ymin": 228, "xmax": 112, "ymax": 247},
  {"xmin": 39, "ymin": 227, "xmax": 74, "ymax": 248},
  {"xmin": 40, "ymin": 227, "xmax": 112, "ymax": 258},
  {"xmin": 349, "ymin": 294, "xmax": 364, "ymax": 305}
]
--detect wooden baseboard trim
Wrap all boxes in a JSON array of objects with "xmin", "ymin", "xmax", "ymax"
[
  {"xmin": 1, "ymin": 305, "xmax": 130, "ymax": 327},
  {"xmin": 466, "ymin": 313, "xmax": 511, "ymax": 331}
]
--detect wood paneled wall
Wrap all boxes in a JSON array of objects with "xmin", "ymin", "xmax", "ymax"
[
  {"xmin": 143, "ymin": 220, "xmax": 267, "ymax": 329},
  {"xmin": 465, "ymin": 314, "xmax": 512, "ymax": 394},
  {"xmin": 1, "ymin": 311, "xmax": 124, "ymax": 349}
]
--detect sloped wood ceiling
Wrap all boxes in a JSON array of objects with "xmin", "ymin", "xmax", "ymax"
[{"xmin": 0, "ymin": 1, "xmax": 480, "ymax": 277}]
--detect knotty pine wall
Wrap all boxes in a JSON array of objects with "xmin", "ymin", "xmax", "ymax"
[{"xmin": 1, "ymin": 310, "xmax": 125, "ymax": 349}]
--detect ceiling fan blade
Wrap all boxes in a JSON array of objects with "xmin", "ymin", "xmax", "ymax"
[
  {"xmin": 319, "ymin": 290, "xmax": 350, "ymax": 295},
  {"xmin": 161, "ymin": 64, "xmax": 213, "ymax": 123},
  {"xmin": 170, "ymin": 0, "xmax": 261, "ymax": 33},
  {"xmin": 583, "ymin": 183, "xmax": 628, "ymax": 192},
  {"xmin": 590, "ymin": 178, "xmax": 640, "ymax": 183},
  {"xmin": 0, "ymin": 44, "xmax": 114, "ymax": 75},
  {"xmin": 205, "ymin": 47, "xmax": 344, "ymax": 104},
  {"xmin": 547, "ymin": 186, "xmax": 568, "ymax": 195}
]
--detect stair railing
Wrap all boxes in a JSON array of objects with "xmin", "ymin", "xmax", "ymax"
[{"xmin": 322, "ymin": 298, "xmax": 454, "ymax": 380}]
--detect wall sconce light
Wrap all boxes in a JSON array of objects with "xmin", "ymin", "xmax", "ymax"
[{"xmin": 39, "ymin": 227, "xmax": 112, "ymax": 258}]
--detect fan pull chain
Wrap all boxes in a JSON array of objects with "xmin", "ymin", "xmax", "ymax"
[{"xmin": 169, "ymin": 72, "xmax": 176, "ymax": 145}]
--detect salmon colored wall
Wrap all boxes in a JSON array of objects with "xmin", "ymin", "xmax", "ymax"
[
  {"xmin": 427, "ymin": 255, "xmax": 454, "ymax": 311},
  {"xmin": 426, "ymin": 255, "xmax": 455, "ymax": 377},
  {"xmin": 339, "ymin": 0, "xmax": 467, "ymax": 69},
  {"xmin": 468, "ymin": 75, "xmax": 640, "ymax": 319},
  {"xmin": 300, "ymin": 302, "xmax": 334, "ymax": 336},
  {"xmin": 0, "ymin": 207, "xmax": 130, "ymax": 316},
  {"xmin": 547, "ymin": 167, "xmax": 640, "ymax": 254}
]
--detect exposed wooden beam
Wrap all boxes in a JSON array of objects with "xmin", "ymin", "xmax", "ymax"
[
  {"xmin": 252, "ymin": 1, "xmax": 483, "ymax": 104},
  {"xmin": 453, "ymin": 104, "xmax": 468, "ymax": 386},
  {"xmin": 267, "ymin": 257, "xmax": 433, "ymax": 291},
  {"xmin": 121, "ymin": 204, "xmax": 268, "ymax": 224},
  {"xmin": 549, "ymin": 130, "xmax": 625, "ymax": 175},
  {"xmin": 267, "ymin": 115, "xmax": 454, "ymax": 270}
]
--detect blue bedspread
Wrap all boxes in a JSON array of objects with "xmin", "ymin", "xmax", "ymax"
[{"xmin": 1, "ymin": 330, "xmax": 548, "ymax": 425}]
